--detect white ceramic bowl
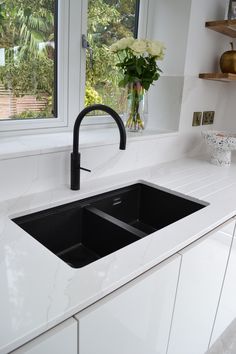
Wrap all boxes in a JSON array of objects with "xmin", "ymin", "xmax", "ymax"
[{"xmin": 202, "ymin": 130, "xmax": 236, "ymax": 166}]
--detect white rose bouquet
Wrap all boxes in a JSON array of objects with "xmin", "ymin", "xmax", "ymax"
[
  {"xmin": 110, "ymin": 37, "xmax": 165, "ymax": 131},
  {"xmin": 110, "ymin": 37, "xmax": 165, "ymax": 90}
]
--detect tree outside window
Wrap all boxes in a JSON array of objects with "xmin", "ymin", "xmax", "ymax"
[
  {"xmin": 0, "ymin": 0, "xmax": 56, "ymax": 119},
  {"xmin": 86, "ymin": 0, "xmax": 138, "ymax": 114}
]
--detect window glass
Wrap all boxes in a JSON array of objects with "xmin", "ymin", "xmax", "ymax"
[
  {"xmin": 0, "ymin": 0, "xmax": 57, "ymax": 120},
  {"xmin": 86, "ymin": 0, "xmax": 139, "ymax": 115}
]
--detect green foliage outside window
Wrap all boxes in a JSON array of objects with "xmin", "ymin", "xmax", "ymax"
[
  {"xmin": 86, "ymin": 0, "xmax": 137, "ymax": 113},
  {"xmin": 0, "ymin": 0, "xmax": 55, "ymax": 118}
]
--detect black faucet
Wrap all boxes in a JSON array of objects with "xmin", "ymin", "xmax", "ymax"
[{"xmin": 71, "ymin": 104, "xmax": 127, "ymax": 190}]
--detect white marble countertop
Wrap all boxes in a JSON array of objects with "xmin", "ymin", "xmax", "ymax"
[{"xmin": 1, "ymin": 157, "xmax": 236, "ymax": 354}]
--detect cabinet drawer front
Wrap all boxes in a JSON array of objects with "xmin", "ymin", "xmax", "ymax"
[
  {"xmin": 167, "ymin": 221, "xmax": 235, "ymax": 354},
  {"xmin": 11, "ymin": 318, "xmax": 77, "ymax": 354},
  {"xmin": 210, "ymin": 223, "xmax": 236, "ymax": 345},
  {"xmin": 76, "ymin": 255, "xmax": 181, "ymax": 354}
]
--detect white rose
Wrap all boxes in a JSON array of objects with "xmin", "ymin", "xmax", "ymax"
[
  {"xmin": 111, "ymin": 37, "xmax": 134, "ymax": 52},
  {"xmin": 146, "ymin": 40, "xmax": 166, "ymax": 59},
  {"xmin": 110, "ymin": 43, "xmax": 120, "ymax": 52},
  {"xmin": 158, "ymin": 46, "xmax": 165, "ymax": 60},
  {"xmin": 129, "ymin": 39, "xmax": 147, "ymax": 55}
]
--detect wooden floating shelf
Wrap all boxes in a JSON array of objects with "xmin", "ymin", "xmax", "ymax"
[
  {"xmin": 199, "ymin": 73, "xmax": 236, "ymax": 82},
  {"xmin": 205, "ymin": 19, "xmax": 236, "ymax": 37}
]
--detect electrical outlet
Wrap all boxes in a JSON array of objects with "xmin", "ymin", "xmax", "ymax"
[
  {"xmin": 202, "ymin": 111, "xmax": 215, "ymax": 125},
  {"xmin": 192, "ymin": 112, "xmax": 202, "ymax": 126}
]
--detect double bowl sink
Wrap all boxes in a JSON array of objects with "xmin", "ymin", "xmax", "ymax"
[{"xmin": 13, "ymin": 182, "xmax": 207, "ymax": 268}]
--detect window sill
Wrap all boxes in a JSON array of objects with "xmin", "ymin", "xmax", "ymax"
[{"xmin": 0, "ymin": 126, "xmax": 179, "ymax": 161}]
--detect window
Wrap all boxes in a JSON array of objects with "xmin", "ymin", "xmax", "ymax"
[
  {"xmin": 85, "ymin": 0, "xmax": 140, "ymax": 115},
  {"xmin": 0, "ymin": 0, "xmax": 57, "ymax": 120},
  {"xmin": 0, "ymin": 0, "xmax": 145, "ymax": 133}
]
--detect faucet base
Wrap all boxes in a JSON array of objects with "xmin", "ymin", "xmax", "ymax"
[{"xmin": 71, "ymin": 152, "xmax": 80, "ymax": 190}]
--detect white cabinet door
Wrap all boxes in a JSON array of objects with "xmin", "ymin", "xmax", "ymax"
[
  {"xmin": 76, "ymin": 254, "xmax": 181, "ymax": 354},
  {"xmin": 210, "ymin": 220, "xmax": 236, "ymax": 345},
  {"xmin": 11, "ymin": 318, "xmax": 77, "ymax": 354},
  {"xmin": 167, "ymin": 220, "xmax": 235, "ymax": 354}
]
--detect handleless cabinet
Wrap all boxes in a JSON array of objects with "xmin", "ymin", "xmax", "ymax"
[
  {"xmin": 10, "ymin": 318, "xmax": 77, "ymax": 354},
  {"xmin": 209, "ymin": 219, "xmax": 236, "ymax": 345},
  {"xmin": 167, "ymin": 220, "xmax": 235, "ymax": 354},
  {"xmin": 76, "ymin": 254, "xmax": 181, "ymax": 354}
]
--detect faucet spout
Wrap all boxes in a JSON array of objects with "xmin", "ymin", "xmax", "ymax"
[{"xmin": 71, "ymin": 104, "xmax": 127, "ymax": 190}]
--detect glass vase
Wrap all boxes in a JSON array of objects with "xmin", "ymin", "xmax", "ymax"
[{"xmin": 124, "ymin": 81, "xmax": 145, "ymax": 132}]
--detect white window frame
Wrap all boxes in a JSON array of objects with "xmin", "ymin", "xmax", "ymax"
[
  {"xmin": 67, "ymin": 0, "xmax": 113, "ymax": 128},
  {"xmin": 0, "ymin": 0, "xmax": 149, "ymax": 135},
  {"xmin": 0, "ymin": 0, "xmax": 69, "ymax": 134}
]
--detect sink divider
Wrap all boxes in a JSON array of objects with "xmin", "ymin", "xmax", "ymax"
[{"xmin": 85, "ymin": 206, "xmax": 147, "ymax": 239}]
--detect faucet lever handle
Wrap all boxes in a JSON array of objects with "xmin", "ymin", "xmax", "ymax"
[{"xmin": 80, "ymin": 167, "xmax": 91, "ymax": 173}]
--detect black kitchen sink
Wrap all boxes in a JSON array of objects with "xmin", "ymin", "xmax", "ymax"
[{"xmin": 12, "ymin": 183, "xmax": 207, "ymax": 268}]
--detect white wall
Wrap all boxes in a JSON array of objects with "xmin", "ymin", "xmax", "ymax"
[
  {"xmin": 147, "ymin": 0, "xmax": 191, "ymax": 132},
  {"xmin": 214, "ymin": 83, "xmax": 236, "ymax": 131},
  {"xmin": 180, "ymin": 0, "xmax": 236, "ymax": 157},
  {"xmin": 148, "ymin": 0, "xmax": 231, "ymax": 154},
  {"xmin": 147, "ymin": 0, "xmax": 233, "ymax": 141}
]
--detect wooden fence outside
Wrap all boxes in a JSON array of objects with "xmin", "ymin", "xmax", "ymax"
[{"xmin": 0, "ymin": 85, "xmax": 47, "ymax": 119}]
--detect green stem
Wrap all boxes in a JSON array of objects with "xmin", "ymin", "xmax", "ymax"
[{"xmin": 126, "ymin": 82, "xmax": 144, "ymax": 131}]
